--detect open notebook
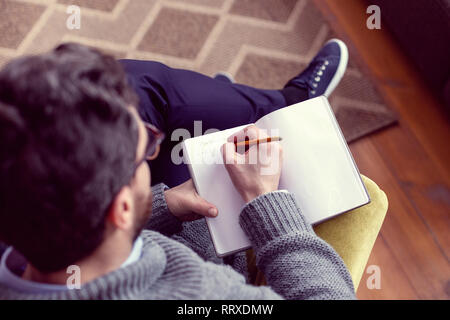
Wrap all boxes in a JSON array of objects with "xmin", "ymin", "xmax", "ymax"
[{"xmin": 182, "ymin": 96, "xmax": 370, "ymax": 257}]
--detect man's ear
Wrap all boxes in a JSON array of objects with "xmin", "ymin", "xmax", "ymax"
[{"xmin": 107, "ymin": 186, "xmax": 134, "ymax": 230}]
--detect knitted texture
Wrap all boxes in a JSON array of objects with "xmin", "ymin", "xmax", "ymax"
[
  {"xmin": 0, "ymin": 184, "xmax": 355, "ymax": 300},
  {"xmin": 241, "ymin": 191, "xmax": 356, "ymax": 299},
  {"xmin": 146, "ymin": 183, "xmax": 183, "ymax": 236}
]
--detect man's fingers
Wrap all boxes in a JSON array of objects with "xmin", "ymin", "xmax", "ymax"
[
  {"xmin": 226, "ymin": 125, "xmax": 259, "ymax": 143},
  {"xmin": 221, "ymin": 142, "xmax": 241, "ymax": 165}
]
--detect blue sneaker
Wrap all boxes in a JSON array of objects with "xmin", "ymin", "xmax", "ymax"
[
  {"xmin": 284, "ymin": 39, "xmax": 348, "ymax": 98},
  {"xmin": 214, "ymin": 71, "xmax": 235, "ymax": 84}
]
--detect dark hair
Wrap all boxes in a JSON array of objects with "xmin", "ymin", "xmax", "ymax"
[{"xmin": 0, "ymin": 43, "xmax": 140, "ymax": 272}]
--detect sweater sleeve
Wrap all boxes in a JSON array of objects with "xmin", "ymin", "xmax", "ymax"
[
  {"xmin": 239, "ymin": 191, "xmax": 356, "ymax": 300},
  {"xmin": 146, "ymin": 183, "xmax": 183, "ymax": 237}
]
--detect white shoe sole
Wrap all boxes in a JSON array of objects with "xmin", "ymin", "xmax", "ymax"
[
  {"xmin": 323, "ymin": 39, "xmax": 349, "ymax": 97},
  {"xmin": 214, "ymin": 71, "xmax": 236, "ymax": 84}
]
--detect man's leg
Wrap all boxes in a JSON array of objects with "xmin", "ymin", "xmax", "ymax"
[
  {"xmin": 120, "ymin": 39, "xmax": 348, "ymax": 187},
  {"xmin": 121, "ymin": 60, "xmax": 287, "ymax": 187},
  {"xmin": 121, "ymin": 60, "xmax": 286, "ymax": 134}
]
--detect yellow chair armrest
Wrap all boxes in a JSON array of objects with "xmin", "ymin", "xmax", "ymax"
[{"xmin": 313, "ymin": 175, "xmax": 388, "ymax": 290}]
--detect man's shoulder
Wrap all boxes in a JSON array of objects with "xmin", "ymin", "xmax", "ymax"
[
  {"xmin": 140, "ymin": 229, "xmax": 245, "ymax": 279},
  {"xmin": 140, "ymin": 229, "xmax": 205, "ymax": 264}
]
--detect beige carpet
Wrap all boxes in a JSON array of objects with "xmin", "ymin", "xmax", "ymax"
[{"xmin": 0, "ymin": 0, "xmax": 397, "ymax": 142}]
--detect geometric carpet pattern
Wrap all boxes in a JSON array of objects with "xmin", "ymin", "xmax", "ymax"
[{"xmin": 0, "ymin": 0, "xmax": 397, "ymax": 142}]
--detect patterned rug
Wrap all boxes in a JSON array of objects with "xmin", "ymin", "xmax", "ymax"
[{"xmin": 0, "ymin": 0, "xmax": 397, "ymax": 142}]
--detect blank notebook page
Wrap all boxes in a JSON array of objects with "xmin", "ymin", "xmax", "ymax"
[
  {"xmin": 183, "ymin": 96, "xmax": 369, "ymax": 256},
  {"xmin": 256, "ymin": 96, "xmax": 369, "ymax": 224}
]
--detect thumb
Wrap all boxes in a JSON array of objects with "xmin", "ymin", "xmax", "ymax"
[{"xmin": 189, "ymin": 195, "xmax": 218, "ymax": 218}]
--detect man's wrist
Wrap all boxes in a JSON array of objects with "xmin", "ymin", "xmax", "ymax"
[
  {"xmin": 239, "ymin": 191, "xmax": 313, "ymax": 249},
  {"xmin": 242, "ymin": 188, "xmax": 277, "ymax": 203},
  {"xmin": 163, "ymin": 189, "xmax": 181, "ymax": 221},
  {"xmin": 147, "ymin": 183, "xmax": 183, "ymax": 235}
]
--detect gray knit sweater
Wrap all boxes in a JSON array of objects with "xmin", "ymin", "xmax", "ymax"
[{"xmin": 0, "ymin": 183, "xmax": 355, "ymax": 300}]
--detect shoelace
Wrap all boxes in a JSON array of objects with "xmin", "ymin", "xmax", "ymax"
[{"xmin": 307, "ymin": 59, "xmax": 330, "ymax": 95}]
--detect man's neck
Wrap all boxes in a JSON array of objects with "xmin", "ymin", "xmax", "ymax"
[{"xmin": 22, "ymin": 233, "xmax": 133, "ymax": 286}]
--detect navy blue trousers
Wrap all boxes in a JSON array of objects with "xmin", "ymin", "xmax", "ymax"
[{"xmin": 120, "ymin": 60, "xmax": 287, "ymax": 187}]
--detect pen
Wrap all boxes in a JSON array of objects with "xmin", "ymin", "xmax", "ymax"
[{"xmin": 234, "ymin": 136, "xmax": 283, "ymax": 148}]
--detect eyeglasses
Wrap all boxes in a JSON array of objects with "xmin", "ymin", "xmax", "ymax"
[{"xmin": 133, "ymin": 122, "xmax": 165, "ymax": 172}]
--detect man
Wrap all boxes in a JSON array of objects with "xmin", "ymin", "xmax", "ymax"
[{"xmin": 0, "ymin": 41, "xmax": 355, "ymax": 299}]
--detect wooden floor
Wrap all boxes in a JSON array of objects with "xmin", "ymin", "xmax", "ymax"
[{"xmin": 314, "ymin": 0, "xmax": 450, "ymax": 299}]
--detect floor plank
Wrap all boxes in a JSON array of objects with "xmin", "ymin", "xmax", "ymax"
[
  {"xmin": 371, "ymin": 124, "xmax": 450, "ymax": 259},
  {"xmin": 356, "ymin": 234, "xmax": 419, "ymax": 299},
  {"xmin": 350, "ymin": 137, "xmax": 450, "ymax": 299}
]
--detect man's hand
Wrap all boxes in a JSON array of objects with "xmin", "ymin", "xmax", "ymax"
[
  {"xmin": 221, "ymin": 125, "xmax": 283, "ymax": 203},
  {"xmin": 164, "ymin": 179, "xmax": 218, "ymax": 222}
]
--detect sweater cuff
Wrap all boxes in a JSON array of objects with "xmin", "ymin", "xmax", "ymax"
[
  {"xmin": 146, "ymin": 183, "xmax": 183, "ymax": 236},
  {"xmin": 239, "ymin": 191, "xmax": 314, "ymax": 250}
]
